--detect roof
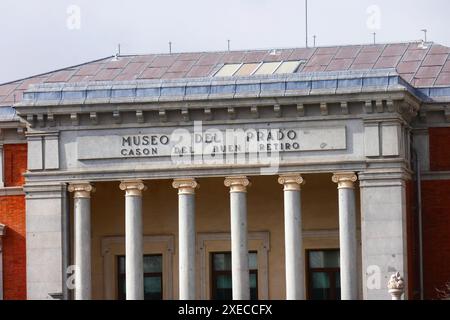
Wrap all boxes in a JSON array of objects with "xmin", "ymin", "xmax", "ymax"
[
  {"xmin": 2, "ymin": 41, "xmax": 450, "ymax": 107},
  {"xmin": 18, "ymin": 69, "xmax": 422, "ymax": 108}
]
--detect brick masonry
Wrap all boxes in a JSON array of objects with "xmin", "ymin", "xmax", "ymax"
[
  {"xmin": 429, "ymin": 127, "xmax": 450, "ymax": 171},
  {"xmin": 422, "ymin": 126, "xmax": 450, "ymax": 299},
  {"xmin": 0, "ymin": 144, "xmax": 27, "ymax": 299},
  {"xmin": 421, "ymin": 179, "xmax": 450, "ymax": 299},
  {"xmin": 4, "ymin": 144, "xmax": 27, "ymax": 187}
]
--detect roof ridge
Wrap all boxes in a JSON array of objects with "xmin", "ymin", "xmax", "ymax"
[{"xmin": 117, "ymin": 40, "xmax": 432, "ymax": 58}]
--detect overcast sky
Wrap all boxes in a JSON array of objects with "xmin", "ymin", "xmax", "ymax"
[{"xmin": 1, "ymin": 0, "xmax": 449, "ymax": 84}]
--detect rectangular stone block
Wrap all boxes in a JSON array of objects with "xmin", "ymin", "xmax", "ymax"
[
  {"xmin": 364, "ymin": 124, "xmax": 380, "ymax": 157},
  {"xmin": 44, "ymin": 135, "xmax": 59, "ymax": 169},
  {"xmin": 381, "ymin": 125, "xmax": 400, "ymax": 156},
  {"xmin": 28, "ymin": 137, "xmax": 43, "ymax": 170}
]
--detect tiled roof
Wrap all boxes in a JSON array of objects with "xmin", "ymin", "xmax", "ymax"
[{"xmin": 1, "ymin": 41, "xmax": 450, "ymax": 107}]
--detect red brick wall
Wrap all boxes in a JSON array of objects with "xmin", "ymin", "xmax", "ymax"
[
  {"xmin": 429, "ymin": 128, "xmax": 450, "ymax": 171},
  {"xmin": 0, "ymin": 143, "xmax": 27, "ymax": 299},
  {"xmin": 422, "ymin": 180, "xmax": 450, "ymax": 299},
  {"xmin": 0, "ymin": 196, "xmax": 26, "ymax": 299},
  {"xmin": 4, "ymin": 144, "xmax": 27, "ymax": 187}
]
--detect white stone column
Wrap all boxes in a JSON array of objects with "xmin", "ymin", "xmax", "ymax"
[
  {"xmin": 119, "ymin": 180, "xmax": 147, "ymax": 300},
  {"xmin": 224, "ymin": 176, "xmax": 250, "ymax": 300},
  {"xmin": 278, "ymin": 174, "xmax": 305, "ymax": 300},
  {"xmin": 172, "ymin": 178, "xmax": 199, "ymax": 300},
  {"xmin": 68, "ymin": 182, "xmax": 95, "ymax": 300},
  {"xmin": 332, "ymin": 172, "xmax": 358, "ymax": 300}
]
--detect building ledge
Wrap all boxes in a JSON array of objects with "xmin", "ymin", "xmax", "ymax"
[{"xmin": 0, "ymin": 186, "xmax": 24, "ymax": 196}]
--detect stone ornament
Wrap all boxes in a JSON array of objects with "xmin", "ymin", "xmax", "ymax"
[
  {"xmin": 224, "ymin": 176, "xmax": 251, "ymax": 193},
  {"xmin": 119, "ymin": 180, "xmax": 147, "ymax": 196},
  {"xmin": 278, "ymin": 174, "xmax": 305, "ymax": 191},
  {"xmin": 332, "ymin": 172, "xmax": 358, "ymax": 189},
  {"xmin": 172, "ymin": 178, "xmax": 199, "ymax": 195},
  {"xmin": 68, "ymin": 182, "xmax": 95, "ymax": 198},
  {"xmin": 387, "ymin": 272, "xmax": 405, "ymax": 300}
]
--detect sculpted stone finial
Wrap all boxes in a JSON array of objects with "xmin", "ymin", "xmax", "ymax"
[{"xmin": 387, "ymin": 272, "xmax": 405, "ymax": 300}]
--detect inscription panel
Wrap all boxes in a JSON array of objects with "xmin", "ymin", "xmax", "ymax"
[{"xmin": 77, "ymin": 126, "xmax": 347, "ymax": 160}]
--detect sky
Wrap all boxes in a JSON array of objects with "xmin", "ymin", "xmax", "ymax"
[{"xmin": 0, "ymin": 0, "xmax": 449, "ymax": 84}]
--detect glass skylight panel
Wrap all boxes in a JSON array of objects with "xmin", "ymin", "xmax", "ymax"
[
  {"xmin": 214, "ymin": 63, "xmax": 241, "ymax": 77},
  {"xmin": 274, "ymin": 61, "xmax": 302, "ymax": 74},
  {"xmin": 214, "ymin": 60, "xmax": 303, "ymax": 77},
  {"xmin": 234, "ymin": 63, "xmax": 260, "ymax": 76},
  {"xmin": 253, "ymin": 62, "xmax": 281, "ymax": 75}
]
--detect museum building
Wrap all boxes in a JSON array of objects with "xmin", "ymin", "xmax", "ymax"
[{"xmin": 0, "ymin": 41, "xmax": 450, "ymax": 300}]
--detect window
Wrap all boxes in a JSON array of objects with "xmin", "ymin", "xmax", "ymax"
[
  {"xmin": 306, "ymin": 249, "xmax": 341, "ymax": 300},
  {"xmin": 214, "ymin": 61, "xmax": 303, "ymax": 77},
  {"xmin": 211, "ymin": 251, "xmax": 258, "ymax": 300},
  {"xmin": 117, "ymin": 254, "xmax": 163, "ymax": 300}
]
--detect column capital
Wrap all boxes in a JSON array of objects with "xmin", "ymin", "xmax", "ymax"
[
  {"xmin": 332, "ymin": 172, "xmax": 357, "ymax": 189},
  {"xmin": 68, "ymin": 182, "xmax": 95, "ymax": 198},
  {"xmin": 278, "ymin": 174, "xmax": 305, "ymax": 191},
  {"xmin": 119, "ymin": 180, "xmax": 147, "ymax": 196},
  {"xmin": 172, "ymin": 178, "xmax": 199, "ymax": 195},
  {"xmin": 224, "ymin": 176, "xmax": 250, "ymax": 193}
]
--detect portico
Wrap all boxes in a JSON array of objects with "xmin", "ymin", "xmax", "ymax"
[
  {"xmin": 17, "ymin": 66, "xmax": 416, "ymax": 300},
  {"xmin": 66, "ymin": 173, "xmax": 362, "ymax": 300}
]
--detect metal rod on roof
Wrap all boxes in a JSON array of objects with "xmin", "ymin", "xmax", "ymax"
[
  {"xmin": 305, "ymin": 0, "xmax": 308, "ymax": 48},
  {"xmin": 421, "ymin": 29, "xmax": 427, "ymax": 42},
  {"xmin": 313, "ymin": 35, "xmax": 316, "ymax": 47},
  {"xmin": 227, "ymin": 39, "xmax": 230, "ymax": 51},
  {"xmin": 372, "ymin": 32, "xmax": 376, "ymax": 45},
  {"xmin": 118, "ymin": 44, "xmax": 121, "ymax": 56},
  {"xmin": 169, "ymin": 41, "xmax": 172, "ymax": 54}
]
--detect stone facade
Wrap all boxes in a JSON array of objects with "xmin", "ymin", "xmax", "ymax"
[{"xmin": 1, "ymin": 42, "xmax": 450, "ymax": 300}]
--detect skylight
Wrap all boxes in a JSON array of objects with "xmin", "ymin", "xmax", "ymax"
[
  {"xmin": 254, "ymin": 62, "xmax": 281, "ymax": 75},
  {"xmin": 234, "ymin": 63, "xmax": 260, "ymax": 76},
  {"xmin": 214, "ymin": 63, "xmax": 241, "ymax": 77},
  {"xmin": 274, "ymin": 61, "xmax": 302, "ymax": 74},
  {"xmin": 214, "ymin": 60, "xmax": 303, "ymax": 77}
]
